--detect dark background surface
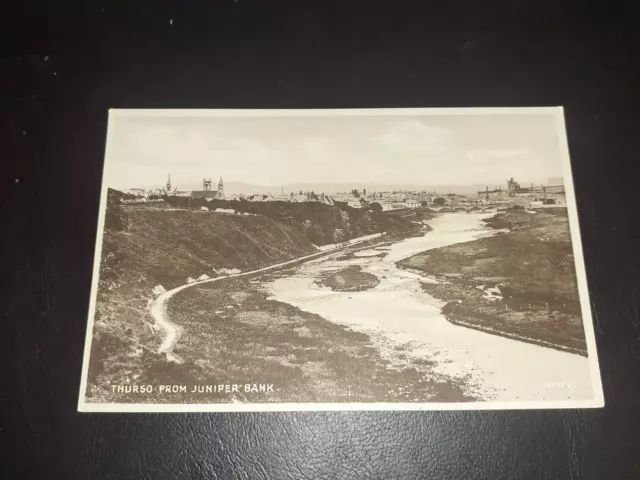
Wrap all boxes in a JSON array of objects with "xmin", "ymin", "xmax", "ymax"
[{"xmin": 3, "ymin": 0, "xmax": 640, "ymax": 478}]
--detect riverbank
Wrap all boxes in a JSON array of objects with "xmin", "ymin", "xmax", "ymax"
[
  {"xmin": 104, "ymin": 276, "xmax": 476, "ymax": 404},
  {"xmin": 84, "ymin": 194, "xmax": 427, "ymax": 402},
  {"xmin": 397, "ymin": 208, "xmax": 588, "ymax": 355}
]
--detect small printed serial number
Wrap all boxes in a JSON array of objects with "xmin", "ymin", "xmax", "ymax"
[{"xmin": 543, "ymin": 381, "xmax": 577, "ymax": 389}]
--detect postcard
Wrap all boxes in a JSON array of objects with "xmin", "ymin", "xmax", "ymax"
[{"xmin": 78, "ymin": 108, "xmax": 604, "ymax": 412}]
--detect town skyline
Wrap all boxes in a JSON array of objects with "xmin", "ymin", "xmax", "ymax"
[
  {"xmin": 126, "ymin": 174, "xmax": 563, "ymax": 197},
  {"xmin": 103, "ymin": 111, "xmax": 566, "ymax": 192}
]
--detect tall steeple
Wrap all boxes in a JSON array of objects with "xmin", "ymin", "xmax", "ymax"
[
  {"xmin": 166, "ymin": 173, "xmax": 172, "ymax": 192},
  {"xmin": 217, "ymin": 176, "xmax": 224, "ymax": 198}
]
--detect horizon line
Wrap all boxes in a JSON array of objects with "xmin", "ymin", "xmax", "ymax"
[{"xmin": 113, "ymin": 178, "xmax": 562, "ymax": 191}]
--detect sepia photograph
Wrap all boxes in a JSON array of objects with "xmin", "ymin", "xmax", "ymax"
[{"xmin": 78, "ymin": 108, "xmax": 604, "ymax": 412}]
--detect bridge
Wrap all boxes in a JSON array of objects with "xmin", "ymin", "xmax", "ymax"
[
  {"xmin": 380, "ymin": 204, "xmax": 504, "ymax": 217},
  {"xmin": 431, "ymin": 204, "xmax": 502, "ymax": 213},
  {"xmin": 381, "ymin": 205, "xmax": 504, "ymax": 221},
  {"xmin": 432, "ymin": 203, "xmax": 566, "ymax": 213}
]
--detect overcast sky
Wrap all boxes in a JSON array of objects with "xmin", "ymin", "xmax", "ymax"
[{"xmin": 103, "ymin": 111, "xmax": 566, "ymax": 191}]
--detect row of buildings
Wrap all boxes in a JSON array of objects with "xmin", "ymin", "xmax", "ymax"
[
  {"xmin": 124, "ymin": 174, "xmax": 566, "ymax": 210},
  {"xmin": 125, "ymin": 175, "xmax": 433, "ymax": 210},
  {"xmin": 126, "ymin": 174, "xmax": 226, "ymax": 200}
]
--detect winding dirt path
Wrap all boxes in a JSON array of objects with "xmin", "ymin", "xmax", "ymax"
[{"xmin": 149, "ymin": 233, "xmax": 383, "ymax": 361}]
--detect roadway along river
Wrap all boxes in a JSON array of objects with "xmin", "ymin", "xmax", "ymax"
[{"xmin": 263, "ymin": 212, "xmax": 595, "ymax": 403}]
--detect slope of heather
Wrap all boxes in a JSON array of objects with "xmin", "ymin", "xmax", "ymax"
[
  {"xmin": 164, "ymin": 195, "xmax": 401, "ymax": 245},
  {"xmin": 85, "ymin": 190, "xmax": 421, "ymax": 400}
]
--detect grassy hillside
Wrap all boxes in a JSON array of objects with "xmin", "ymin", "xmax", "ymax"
[
  {"xmin": 165, "ymin": 195, "xmax": 401, "ymax": 245},
  {"xmin": 398, "ymin": 209, "xmax": 588, "ymax": 354},
  {"xmin": 86, "ymin": 189, "xmax": 421, "ymax": 401}
]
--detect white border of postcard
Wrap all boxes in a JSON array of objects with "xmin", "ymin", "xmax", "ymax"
[{"xmin": 78, "ymin": 107, "xmax": 605, "ymax": 412}]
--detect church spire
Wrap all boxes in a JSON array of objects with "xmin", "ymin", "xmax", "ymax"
[
  {"xmin": 217, "ymin": 176, "xmax": 224, "ymax": 198},
  {"xmin": 166, "ymin": 173, "xmax": 172, "ymax": 192}
]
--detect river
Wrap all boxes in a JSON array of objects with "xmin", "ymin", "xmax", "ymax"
[{"xmin": 263, "ymin": 212, "xmax": 594, "ymax": 402}]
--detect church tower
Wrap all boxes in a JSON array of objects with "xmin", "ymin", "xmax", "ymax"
[
  {"xmin": 166, "ymin": 173, "xmax": 172, "ymax": 192},
  {"xmin": 217, "ymin": 176, "xmax": 224, "ymax": 198}
]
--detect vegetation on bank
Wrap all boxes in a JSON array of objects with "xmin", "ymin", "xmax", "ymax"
[
  {"xmin": 162, "ymin": 192, "xmax": 416, "ymax": 246},
  {"xmin": 315, "ymin": 265, "xmax": 380, "ymax": 292},
  {"xmin": 98, "ymin": 277, "xmax": 476, "ymax": 404},
  {"xmin": 86, "ymin": 189, "xmax": 425, "ymax": 401},
  {"xmin": 397, "ymin": 209, "xmax": 588, "ymax": 355}
]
